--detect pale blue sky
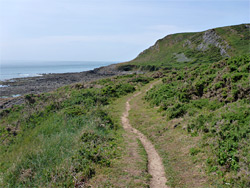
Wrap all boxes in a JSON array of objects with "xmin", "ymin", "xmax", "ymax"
[{"xmin": 0, "ymin": 0, "xmax": 249, "ymax": 62}]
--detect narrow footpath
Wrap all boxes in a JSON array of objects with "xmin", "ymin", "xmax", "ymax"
[{"xmin": 121, "ymin": 82, "xmax": 168, "ymax": 188}]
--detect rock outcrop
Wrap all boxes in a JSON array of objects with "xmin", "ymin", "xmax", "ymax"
[{"xmin": 197, "ymin": 29, "xmax": 231, "ymax": 57}]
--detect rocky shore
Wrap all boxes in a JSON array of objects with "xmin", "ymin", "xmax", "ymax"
[{"xmin": 0, "ymin": 64, "xmax": 126, "ymax": 109}]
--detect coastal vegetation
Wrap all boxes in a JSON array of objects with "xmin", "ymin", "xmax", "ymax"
[
  {"xmin": 0, "ymin": 75, "xmax": 152, "ymax": 187},
  {"xmin": 0, "ymin": 23, "xmax": 249, "ymax": 187},
  {"xmin": 145, "ymin": 55, "xmax": 250, "ymax": 187},
  {"xmin": 118, "ymin": 24, "xmax": 250, "ymax": 71}
]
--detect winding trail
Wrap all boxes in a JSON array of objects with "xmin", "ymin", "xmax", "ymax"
[{"xmin": 121, "ymin": 82, "xmax": 168, "ymax": 188}]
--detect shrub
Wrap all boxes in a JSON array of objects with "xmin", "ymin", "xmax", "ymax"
[
  {"xmin": 194, "ymin": 80, "xmax": 206, "ymax": 96},
  {"xmin": 64, "ymin": 106, "xmax": 86, "ymax": 117},
  {"xmin": 167, "ymin": 103, "xmax": 187, "ymax": 119},
  {"xmin": 25, "ymin": 94, "xmax": 36, "ymax": 104},
  {"xmin": 232, "ymin": 73, "xmax": 243, "ymax": 82},
  {"xmin": 190, "ymin": 147, "xmax": 200, "ymax": 156},
  {"xmin": 214, "ymin": 81, "xmax": 224, "ymax": 89},
  {"xmin": 117, "ymin": 64, "xmax": 136, "ymax": 71},
  {"xmin": 130, "ymin": 76, "xmax": 153, "ymax": 84}
]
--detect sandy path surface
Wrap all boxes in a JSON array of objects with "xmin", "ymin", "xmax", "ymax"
[{"xmin": 121, "ymin": 81, "xmax": 168, "ymax": 188}]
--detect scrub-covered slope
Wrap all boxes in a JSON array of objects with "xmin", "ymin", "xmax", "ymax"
[
  {"xmin": 0, "ymin": 75, "xmax": 153, "ymax": 187},
  {"xmin": 145, "ymin": 55, "xmax": 250, "ymax": 186},
  {"xmin": 119, "ymin": 23, "xmax": 250, "ymax": 70}
]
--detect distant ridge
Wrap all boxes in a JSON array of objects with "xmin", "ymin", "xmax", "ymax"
[{"xmin": 118, "ymin": 23, "xmax": 250, "ymax": 70}]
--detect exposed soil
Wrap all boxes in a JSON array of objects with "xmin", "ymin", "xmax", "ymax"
[{"xmin": 121, "ymin": 83, "xmax": 168, "ymax": 188}]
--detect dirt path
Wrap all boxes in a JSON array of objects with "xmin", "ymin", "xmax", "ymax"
[{"xmin": 121, "ymin": 81, "xmax": 168, "ymax": 188}]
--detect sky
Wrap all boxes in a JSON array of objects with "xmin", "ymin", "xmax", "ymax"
[{"xmin": 0, "ymin": 0, "xmax": 249, "ymax": 63}]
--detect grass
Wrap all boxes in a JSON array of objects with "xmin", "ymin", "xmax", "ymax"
[
  {"xmin": 144, "ymin": 55, "xmax": 250, "ymax": 187},
  {"xmin": 0, "ymin": 34, "xmax": 249, "ymax": 187},
  {"xmin": 128, "ymin": 81, "xmax": 210, "ymax": 187},
  {"xmin": 0, "ymin": 74, "xmax": 153, "ymax": 187},
  {"xmin": 117, "ymin": 23, "xmax": 250, "ymax": 71},
  {"xmin": 88, "ymin": 90, "xmax": 151, "ymax": 187}
]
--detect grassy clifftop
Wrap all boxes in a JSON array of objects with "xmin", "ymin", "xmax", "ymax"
[{"xmin": 118, "ymin": 23, "xmax": 250, "ymax": 70}]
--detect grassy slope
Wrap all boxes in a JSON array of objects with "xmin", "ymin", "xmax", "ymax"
[
  {"xmin": 0, "ymin": 74, "xmax": 153, "ymax": 187},
  {"xmin": 145, "ymin": 55, "xmax": 250, "ymax": 187},
  {"xmin": 118, "ymin": 23, "xmax": 250, "ymax": 70},
  {"xmin": 88, "ymin": 92, "xmax": 150, "ymax": 187}
]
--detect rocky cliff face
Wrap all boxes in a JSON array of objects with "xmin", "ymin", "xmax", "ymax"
[{"xmin": 197, "ymin": 29, "xmax": 230, "ymax": 56}]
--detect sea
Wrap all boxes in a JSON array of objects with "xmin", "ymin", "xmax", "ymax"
[{"xmin": 0, "ymin": 61, "xmax": 115, "ymax": 81}]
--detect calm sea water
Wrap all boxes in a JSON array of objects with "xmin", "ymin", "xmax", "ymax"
[{"xmin": 0, "ymin": 61, "xmax": 115, "ymax": 81}]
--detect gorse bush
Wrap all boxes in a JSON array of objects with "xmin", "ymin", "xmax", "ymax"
[
  {"xmin": 145, "ymin": 55, "xmax": 250, "ymax": 186},
  {"xmin": 101, "ymin": 83, "xmax": 135, "ymax": 98},
  {"xmin": 187, "ymin": 100, "xmax": 250, "ymax": 173},
  {"xmin": 166, "ymin": 103, "xmax": 187, "ymax": 119}
]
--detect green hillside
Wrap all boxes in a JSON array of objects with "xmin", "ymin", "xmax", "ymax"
[
  {"xmin": 0, "ymin": 75, "xmax": 153, "ymax": 187},
  {"xmin": 145, "ymin": 55, "xmax": 250, "ymax": 186},
  {"xmin": 0, "ymin": 24, "xmax": 249, "ymax": 187},
  {"xmin": 118, "ymin": 23, "xmax": 250, "ymax": 70}
]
